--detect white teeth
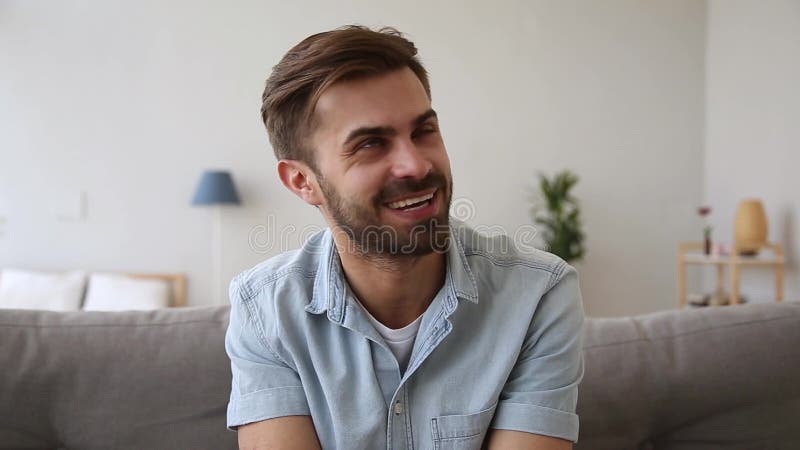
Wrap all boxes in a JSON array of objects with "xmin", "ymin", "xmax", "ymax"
[{"xmin": 387, "ymin": 192, "xmax": 435, "ymax": 210}]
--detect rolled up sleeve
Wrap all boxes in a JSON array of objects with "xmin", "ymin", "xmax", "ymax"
[
  {"xmin": 491, "ymin": 265, "xmax": 585, "ymax": 443},
  {"xmin": 225, "ymin": 275, "xmax": 311, "ymax": 430}
]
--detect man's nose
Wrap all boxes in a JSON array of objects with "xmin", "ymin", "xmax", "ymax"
[{"xmin": 388, "ymin": 138, "xmax": 432, "ymax": 180}]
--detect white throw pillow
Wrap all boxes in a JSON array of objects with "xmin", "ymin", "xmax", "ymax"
[
  {"xmin": 82, "ymin": 273, "xmax": 170, "ymax": 311},
  {"xmin": 0, "ymin": 269, "xmax": 86, "ymax": 311}
]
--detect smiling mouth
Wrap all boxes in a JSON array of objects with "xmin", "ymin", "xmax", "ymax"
[{"xmin": 384, "ymin": 190, "xmax": 436, "ymax": 211}]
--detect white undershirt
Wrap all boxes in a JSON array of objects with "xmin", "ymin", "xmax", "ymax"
[{"xmin": 350, "ymin": 291, "xmax": 423, "ymax": 374}]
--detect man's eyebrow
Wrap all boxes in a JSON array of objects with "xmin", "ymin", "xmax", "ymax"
[
  {"xmin": 341, "ymin": 109, "xmax": 438, "ymax": 147},
  {"xmin": 412, "ymin": 109, "xmax": 438, "ymax": 127}
]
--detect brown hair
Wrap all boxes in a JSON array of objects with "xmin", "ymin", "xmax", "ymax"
[{"xmin": 261, "ymin": 25, "xmax": 431, "ymax": 170}]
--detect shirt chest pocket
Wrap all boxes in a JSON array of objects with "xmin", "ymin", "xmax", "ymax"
[{"xmin": 430, "ymin": 401, "xmax": 498, "ymax": 450}]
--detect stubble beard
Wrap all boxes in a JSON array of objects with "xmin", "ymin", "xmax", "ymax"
[{"xmin": 318, "ymin": 173, "xmax": 453, "ymax": 258}]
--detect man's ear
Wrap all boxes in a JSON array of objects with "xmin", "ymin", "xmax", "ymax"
[{"xmin": 277, "ymin": 159, "xmax": 324, "ymax": 207}]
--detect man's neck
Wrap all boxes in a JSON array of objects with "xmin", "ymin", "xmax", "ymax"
[{"xmin": 333, "ymin": 236, "xmax": 447, "ymax": 330}]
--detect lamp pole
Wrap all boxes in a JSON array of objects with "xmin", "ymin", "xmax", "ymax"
[{"xmin": 212, "ymin": 205, "xmax": 222, "ymax": 304}]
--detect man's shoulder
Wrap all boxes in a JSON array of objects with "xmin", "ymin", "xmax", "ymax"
[
  {"xmin": 451, "ymin": 218, "xmax": 570, "ymax": 286},
  {"xmin": 229, "ymin": 228, "xmax": 329, "ymax": 303}
]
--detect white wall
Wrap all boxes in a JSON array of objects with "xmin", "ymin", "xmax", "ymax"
[
  {"xmin": 704, "ymin": 0, "xmax": 800, "ymax": 303},
  {"xmin": 0, "ymin": 0, "xmax": 707, "ymax": 316}
]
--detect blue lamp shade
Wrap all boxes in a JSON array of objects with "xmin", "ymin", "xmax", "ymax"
[{"xmin": 191, "ymin": 170, "xmax": 241, "ymax": 205}]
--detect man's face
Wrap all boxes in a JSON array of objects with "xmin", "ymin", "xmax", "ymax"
[{"xmin": 309, "ymin": 67, "xmax": 453, "ymax": 256}]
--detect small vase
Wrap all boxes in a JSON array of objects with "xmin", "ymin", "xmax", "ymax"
[
  {"xmin": 734, "ymin": 199, "xmax": 768, "ymax": 256},
  {"xmin": 704, "ymin": 236, "xmax": 711, "ymax": 255}
]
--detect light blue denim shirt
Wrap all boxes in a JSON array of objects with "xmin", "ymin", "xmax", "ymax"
[{"xmin": 226, "ymin": 217, "xmax": 585, "ymax": 449}]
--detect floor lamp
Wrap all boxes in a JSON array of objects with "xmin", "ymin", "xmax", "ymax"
[{"xmin": 191, "ymin": 170, "xmax": 241, "ymax": 304}]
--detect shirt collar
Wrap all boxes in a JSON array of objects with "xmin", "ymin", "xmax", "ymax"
[{"xmin": 305, "ymin": 218, "xmax": 479, "ymax": 322}]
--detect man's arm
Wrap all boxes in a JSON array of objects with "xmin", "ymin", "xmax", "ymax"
[
  {"xmin": 226, "ymin": 276, "xmax": 317, "ymax": 446},
  {"xmin": 485, "ymin": 429, "xmax": 572, "ymax": 450},
  {"xmin": 487, "ymin": 264, "xmax": 585, "ymax": 446},
  {"xmin": 237, "ymin": 416, "xmax": 322, "ymax": 450}
]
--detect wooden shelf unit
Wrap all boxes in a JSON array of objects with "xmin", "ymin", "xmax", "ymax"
[{"xmin": 677, "ymin": 242, "xmax": 784, "ymax": 308}]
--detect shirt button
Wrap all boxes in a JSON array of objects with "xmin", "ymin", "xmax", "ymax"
[{"xmin": 394, "ymin": 402, "xmax": 404, "ymax": 415}]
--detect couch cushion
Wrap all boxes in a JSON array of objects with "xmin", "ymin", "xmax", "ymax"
[
  {"xmin": 0, "ymin": 269, "xmax": 86, "ymax": 311},
  {"xmin": 0, "ymin": 306, "xmax": 236, "ymax": 450},
  {"xmin": 576, "ymin": 302, "xmax": 800, "ymax": 449},
  {"xmin": 82, "ymin": 273, "xmax": 170, "ymax": 311}
]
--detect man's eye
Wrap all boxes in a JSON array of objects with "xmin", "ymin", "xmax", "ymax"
[
  {"xmin": 358, "ymin": 138, "xmax": 384, "ymax": 150},
  {"xmin": 413, "ymin": 125, "xmax": 437, "ymax": 138}
]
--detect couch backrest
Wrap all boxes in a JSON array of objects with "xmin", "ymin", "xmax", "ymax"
[
  {"xmin": 1, "ymin": 302, "xmax": 798, "ymax": 449},
  {"xmin": 0, "ymin": 306, "xmax": 236, "ymax": 450},
  {"xmin": 576, "ymin": 301, "xmax": 800, "ymax": 450}
]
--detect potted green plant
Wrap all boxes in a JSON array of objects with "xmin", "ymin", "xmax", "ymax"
[{"xmin": 530, "ymin": 170, "xmax": 586, "ymax": 263}]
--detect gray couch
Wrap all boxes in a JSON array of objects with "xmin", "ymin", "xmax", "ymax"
[{"xmin": 1, "ymin": 302, "xmax": 798, "ymax": 449}]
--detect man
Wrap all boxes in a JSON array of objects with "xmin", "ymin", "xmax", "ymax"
[{"xmin": 226, "ymin": 25, "xmax": 585, "ymax": 450}]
